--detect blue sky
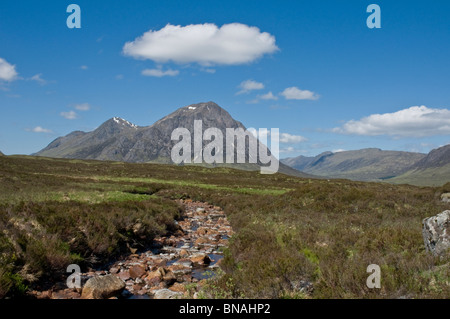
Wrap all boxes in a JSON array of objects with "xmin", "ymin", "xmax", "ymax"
[{"xmin": 1, "ymin": 0, "xmax": 449, "ymax": 158}]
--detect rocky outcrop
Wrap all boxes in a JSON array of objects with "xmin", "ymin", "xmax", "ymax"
[
  {"xmin": 423, "ymin": 210, "xmax": 450, "ymax": 256},
  {"xmin": 81, "ymin": 274, "xmax": 125, "ymax": 299}
]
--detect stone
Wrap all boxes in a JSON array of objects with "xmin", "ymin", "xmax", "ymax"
[
  {"xmin": 179, "ymin": 249, "xmax": 189, "ymax": 257},
  {"xmin": 195, "ymin": 237, "xmax": 210, "ymax": 246},
  {"xmin": 152, "ymin": 288, "xmax": 182, "ymax": 299},
  {"xmin": 163, "ymin": 271, "xmax": 177, "ymax": 285},
  {"xmin": 190, "ymin": 253, "xmax": 211, "ymax": 266},
  {"xmin": 169, "ymin": 282, "xmax": 187, "ymax": 293},
  {"xmin": 133, "ymin": 284, "xmax": 144, "ymax": 291},
  {"xmin": 173, "ymin": 258, "xmax": 193, "ymax": 268},
  {"xmin": 441, "ymin": 193, "xmax": 450, "ymax": 203},
  {"xmin": 117, "ymin": 270, "xmax": 130, "ymax": 281},
  {"xmin": 81, "ymin": 275, "xmax": 126, "ymax": 299},
  {"xmin": 423, "ymin": 210, "xmax": 450, "ymax": 256},
  {"xmin": 129, "ymin": 265, "xmax": 146, "ymax": 279},
  {"xmin": 109, "ymin": 267, "xmax": 119, "ymax": 274},
  {"xmin": 290, "ymin": 279, "xmax": 314, "ymax": 295}
]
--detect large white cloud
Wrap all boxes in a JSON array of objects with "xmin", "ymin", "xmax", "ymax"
[
  {"xmin": 123, "ymin": 23, "xmax": 278, "ymax": 66},
  {"xmin": 333, "ymin": 106, "xmax": 450, "ymax": 137},
  {"xmin": 0, "ymin": 58, "xmax": 18, "ymax": 81}
]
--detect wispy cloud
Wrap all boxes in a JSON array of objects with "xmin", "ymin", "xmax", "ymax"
[
  {"xmin": 80, "ymin": 65, "xmax": 88, "ymax": 70},
  {"xmin": 280, "ymin": 87, "xmax": 319, "ymax": 100},
  {"xmin": 237, "ymin": 80, "xmax": 264, "ymax": 95},
  {"xmin": 141, "ymin": 68, "xmax": 179, "ymax": 77},
  {"xmin": 26, "ymin": 126, "xmax": 53, "ymax": 133},
  {"xmin": 123, "ymin": 23, "xmax": 278, "ymax": 66},
  {"xmin": 29, "ymin": 73, "xmax": 47, "ymax": 85},
  {"xmin": 279, "ymin": 133, "xmax": 307, "ymax": 143},
  {"xmin": 333, "ymin": 106, "xmax": 450, "ymax": 137},
  {"xmin": 60, "ymin": 111, "xmax": 78, "ymax": 120},
  {"xmin": 74, "ymin": 103, "xmax": 90, "ymax": 111},
  {"xmin": 259, "ymin": 91, "xmax": 278, "ymax": 101}
]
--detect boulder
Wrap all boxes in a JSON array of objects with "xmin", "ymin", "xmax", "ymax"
[
  {"xmin": 81, "ymin": 275, "xmax": 125, "ymax": 299},
  {"xmin": 152, "ymin": 288, "xmax": 182, "ymax": 299},
  {"xmin": 423, "ymin": 210, "xmax": 450, "ymax": 256}
]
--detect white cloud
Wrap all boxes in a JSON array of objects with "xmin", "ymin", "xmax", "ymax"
[
  {"xmin": 60, "ymin": 111, "xmax": 78, "ymax": 120},
  {"xmin": 115, "ymin": 74, "xmax": 124, "ymax": 80},
  {"xmin": 74, "ymin": 103, "xmax": 90, "ymax": 111},
  {"xmin": 333, "ymin": 106, "xmax": 450, "ymax": 137},
  {"xmin": 280, "ymin": 87, "xmax": 319, "ymax": 100},
  {"xmin": 80, "ymin": 65, "xmax": 88, "ymax": 70},
  {"xmin": 123, "ymin": 23, "xmax": 278, "ymax": 66},
  {"xmin": 201, "ymin": 68, "xmax": 216, "ymax": 74},
  {"xmin": 259, "ymin": 91, "xmax": 278, "ymax": 100},
  {"xmin": 280, "ymin": 147, "xmax": 307, "ymax": 154},
  {"xmin": 237, "ymin": 80, "xmax": 264, "ymax": 95},
  {"xmin": 250, "ymin": 130, "xmax": 307, "ymax": 144},
  {"xmin": 0, "ymin": 58, "xmax": 18, "ymax": 81},
  {"xmin": 279, "ymin": 133, "xmax": 307, "ymax": 144},
  {"xmin": 27, "ymin": 126, "xmax": 53, "ymax": 133},
  {"xmin": 29, "ymin": 74, "xmax": 47, "ymax": 85},
  {"xmin": 141, "ymin": 68, "xmax": 179, "ymax": 77}
]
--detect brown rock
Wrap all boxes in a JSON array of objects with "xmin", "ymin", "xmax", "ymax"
[
  {"xmin": 195, "ymin": 237, "xmax": 210, "ymax": 246},
  {"xmin": 169, "ymin": 282, "xmax": 187, "ymax": 293},
  {"xmin": 190, "ymin": 253, "xmax": 211, "ymax": 266},
  {"xmin": 133, "ymin": 284, "xmax": 144, "ymax": 291},
  {"xmin": 109, "ymin": 267, "xmax": 119, "ymax": 274},
  {"xmin": 81, "ymin": 275, "xmax": 125, "ymax": 299},
  {"xmin": 163, "ymin": 271, "xmax": 177, "ymax": 285},
  {"xmin": 179, "ymin": 249, "xmax": 189, "ymax": 257},
  {"xmin": 117, "ymin": 270, "xmax": 130, "ymax": 281},
  {"xmin": 129, "ymin": 265, "xmax": 146, "ymax": 279}
]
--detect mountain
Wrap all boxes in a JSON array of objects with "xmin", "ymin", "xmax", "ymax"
[
  {"xmin": 389, "ymin": 144, "xmax": 450, "ymax": 186},
  {"xmin": 35, "ymin": 102, "xmax": 309, "ymax": 177},
  {"xmin": 281, "ymin": 148, "xmax": 426, "ymax": 181},
  {"xmin": 0, "ymin": 150, "xmax": 4, "ymax": 156}
]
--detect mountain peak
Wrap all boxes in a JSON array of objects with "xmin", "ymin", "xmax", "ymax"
[{"xmin": 109, "ymin": 117, "xmax": 138, "ymax": 129}]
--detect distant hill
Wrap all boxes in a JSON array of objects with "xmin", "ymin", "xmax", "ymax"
[
  {"xmin": 389, "ymin": 144, "xmax": 450, "ymax": 186},
  {"xmin": 281, "ymin": 148, "xmax": 426, "ymax": 181},
  {"xmin": 35, "ymin": 102, "xmax": 310, "ymax": 178},
  {"xmin": 0, "ymin": 150, "xmax": 4, "ymax": 156}
]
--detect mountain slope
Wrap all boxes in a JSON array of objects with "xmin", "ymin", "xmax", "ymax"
[
  {"xmin": 281, "ymin": 148, "xmax": 426, "ymax": 181},
  {"xmin": 35, "ymin": 102, "xmax": 310, "ymax": 177},
  {"xmin": 389, "ymin": 144, "xmax": 450, "ymax": 186}
]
